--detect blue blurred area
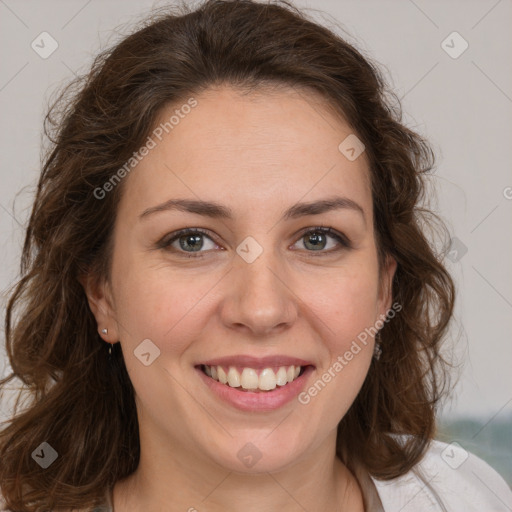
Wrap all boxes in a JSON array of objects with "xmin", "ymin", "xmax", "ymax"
[{"xmin": 437, "ymin": 413, "xmax": 512, "ymax": 487}]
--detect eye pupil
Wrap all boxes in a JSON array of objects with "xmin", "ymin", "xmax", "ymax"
[
  {"xmin": 180, "ymin": 234, "xmax": 203, "ymax": 252},
  {"xmin": 304, "ymin": 232, "xmax": 326, "ymax": 251}
]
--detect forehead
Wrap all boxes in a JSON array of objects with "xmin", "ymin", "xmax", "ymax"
[{"xmin": 118, "ymin": 84, "xmax": 372, "ymax": 224}]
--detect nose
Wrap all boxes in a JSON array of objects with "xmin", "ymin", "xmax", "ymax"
[{"xmin": 219, "ymin": 249, "xmax": 298, "ymax": 338}]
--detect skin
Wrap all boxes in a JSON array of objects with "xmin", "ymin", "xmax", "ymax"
[{"xmin": 82, "ymin": 84, "xmax": 397, "ymax": 512}]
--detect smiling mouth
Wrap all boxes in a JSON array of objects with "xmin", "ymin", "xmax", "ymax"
[{"xmin": 198, "ymin": 364, "xmax": 308, "ymax": 392}]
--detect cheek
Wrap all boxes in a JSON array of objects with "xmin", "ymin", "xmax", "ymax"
[
  {"xmin": 305, "ymin": 260, "xmax": 380, "ymax": 344},
  {"xmin": 111, "ymin": 252, "xmax": 224, "ymax": 374},
  {"xmin": 113, "ymin": 269, "xmax": 198, "ymax": 344},
  {"xmin": 298, "ymin": 268, "xmax": 379, "ymax": 413}
]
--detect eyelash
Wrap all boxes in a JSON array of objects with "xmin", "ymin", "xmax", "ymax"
[{"xmin": 157, "ymin": 226, "xmax": 352, "ymax": 258}]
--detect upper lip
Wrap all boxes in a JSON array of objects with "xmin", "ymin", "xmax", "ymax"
[{"xmin": 197, "ymin": 355, "xmax": 314, "ymax": 369}]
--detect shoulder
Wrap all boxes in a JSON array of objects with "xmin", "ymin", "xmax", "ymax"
[{"xmin": 371, "ymin": 438, "xmax": 512, "ymax": 511}]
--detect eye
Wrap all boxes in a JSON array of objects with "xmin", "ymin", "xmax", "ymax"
[
  {"xmin": 157, "ymin": 226, "xmax": 351, "ymax": 258},
  {"xmin": 291, "ymin": 226, "xmax": 351, "ymax": 255},
  {"xmin": 157, "ymin": 228, "xmax": 220, "ymax": 257}
]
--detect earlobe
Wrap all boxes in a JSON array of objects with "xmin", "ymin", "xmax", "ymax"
[{"xmin": 78, "ymin": 272, "xmax": 118, "ymax": 341}]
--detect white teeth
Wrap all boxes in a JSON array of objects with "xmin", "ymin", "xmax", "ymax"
[
  {"xmin": 203, "ymin": 364, "xmax": 303, "ymax": 391},
  {"xmin": 217, "ymin": 366, "xmax": 227, "ymax": 384},
  {"xmin": 259, "ymin": 368, "xmax": 277, "ymax": 390},
  {"xmin": 240, "ymin": 368, "xmax": 259, "ymax": 390},
  {"xmin": 227, "ymin": 367, "xmax": 240, "ymax": 387},
  {"xmin": 276, "ymin": 367, "xmax": 288, "ymax": 386}
]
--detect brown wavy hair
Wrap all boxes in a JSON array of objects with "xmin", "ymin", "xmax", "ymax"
[{"xmin": 0, "ymin": 0, "xmax": 455, "ymax": 510}]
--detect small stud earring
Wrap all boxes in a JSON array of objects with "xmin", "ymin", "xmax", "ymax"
[{"xmin": 101, "ymin": 328, "xmax": 108, "ymax": 335}]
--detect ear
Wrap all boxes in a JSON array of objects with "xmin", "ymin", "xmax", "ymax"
[
  {"xmin": 78, "ymin": 271, "xmax": 119, "ymax": 342},
  {"xmin": 376, "ymin": 254, "xmax": 397, "ymax": 319}
]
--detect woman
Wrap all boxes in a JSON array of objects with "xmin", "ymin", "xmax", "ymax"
[{"xmin": 1, "ymin": 1, "xmax": 511, "ymax": 510}]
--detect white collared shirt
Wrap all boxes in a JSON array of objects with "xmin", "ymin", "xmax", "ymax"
[{"xmin": 354, "ymin": 439, "xmax": 512, "ymax": 511}]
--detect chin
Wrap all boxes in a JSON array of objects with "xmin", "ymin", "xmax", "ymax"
[{"xmin": 203, "ymin": 432, "xmax": 308, "ymax": 474}]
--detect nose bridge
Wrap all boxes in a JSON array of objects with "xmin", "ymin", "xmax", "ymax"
[
  {"xmin": 224, "ymin": 238, "xmax": 296, "ymax": 334},
  {"xmin": 240, "ymin": 248, "xmax": 281, "ymax": 298}
]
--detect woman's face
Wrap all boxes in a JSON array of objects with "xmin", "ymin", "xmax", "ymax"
[{"xmin": 87, "ymin": 85, "xmax": 396, "ymax": 473}]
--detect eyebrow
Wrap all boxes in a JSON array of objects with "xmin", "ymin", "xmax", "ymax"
[{"xmin": 139, "ymin": 196, "xmax": 366, "ymax": 225}]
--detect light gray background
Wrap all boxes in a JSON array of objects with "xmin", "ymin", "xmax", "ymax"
[{"xmin": 1, "ymin": 0, "xmax": 511, "ymax": 426}]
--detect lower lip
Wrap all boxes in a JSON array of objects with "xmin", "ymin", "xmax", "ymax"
[{"xmin": 196, "ymin": 366, "xmax": 315, "ymax": 412}]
